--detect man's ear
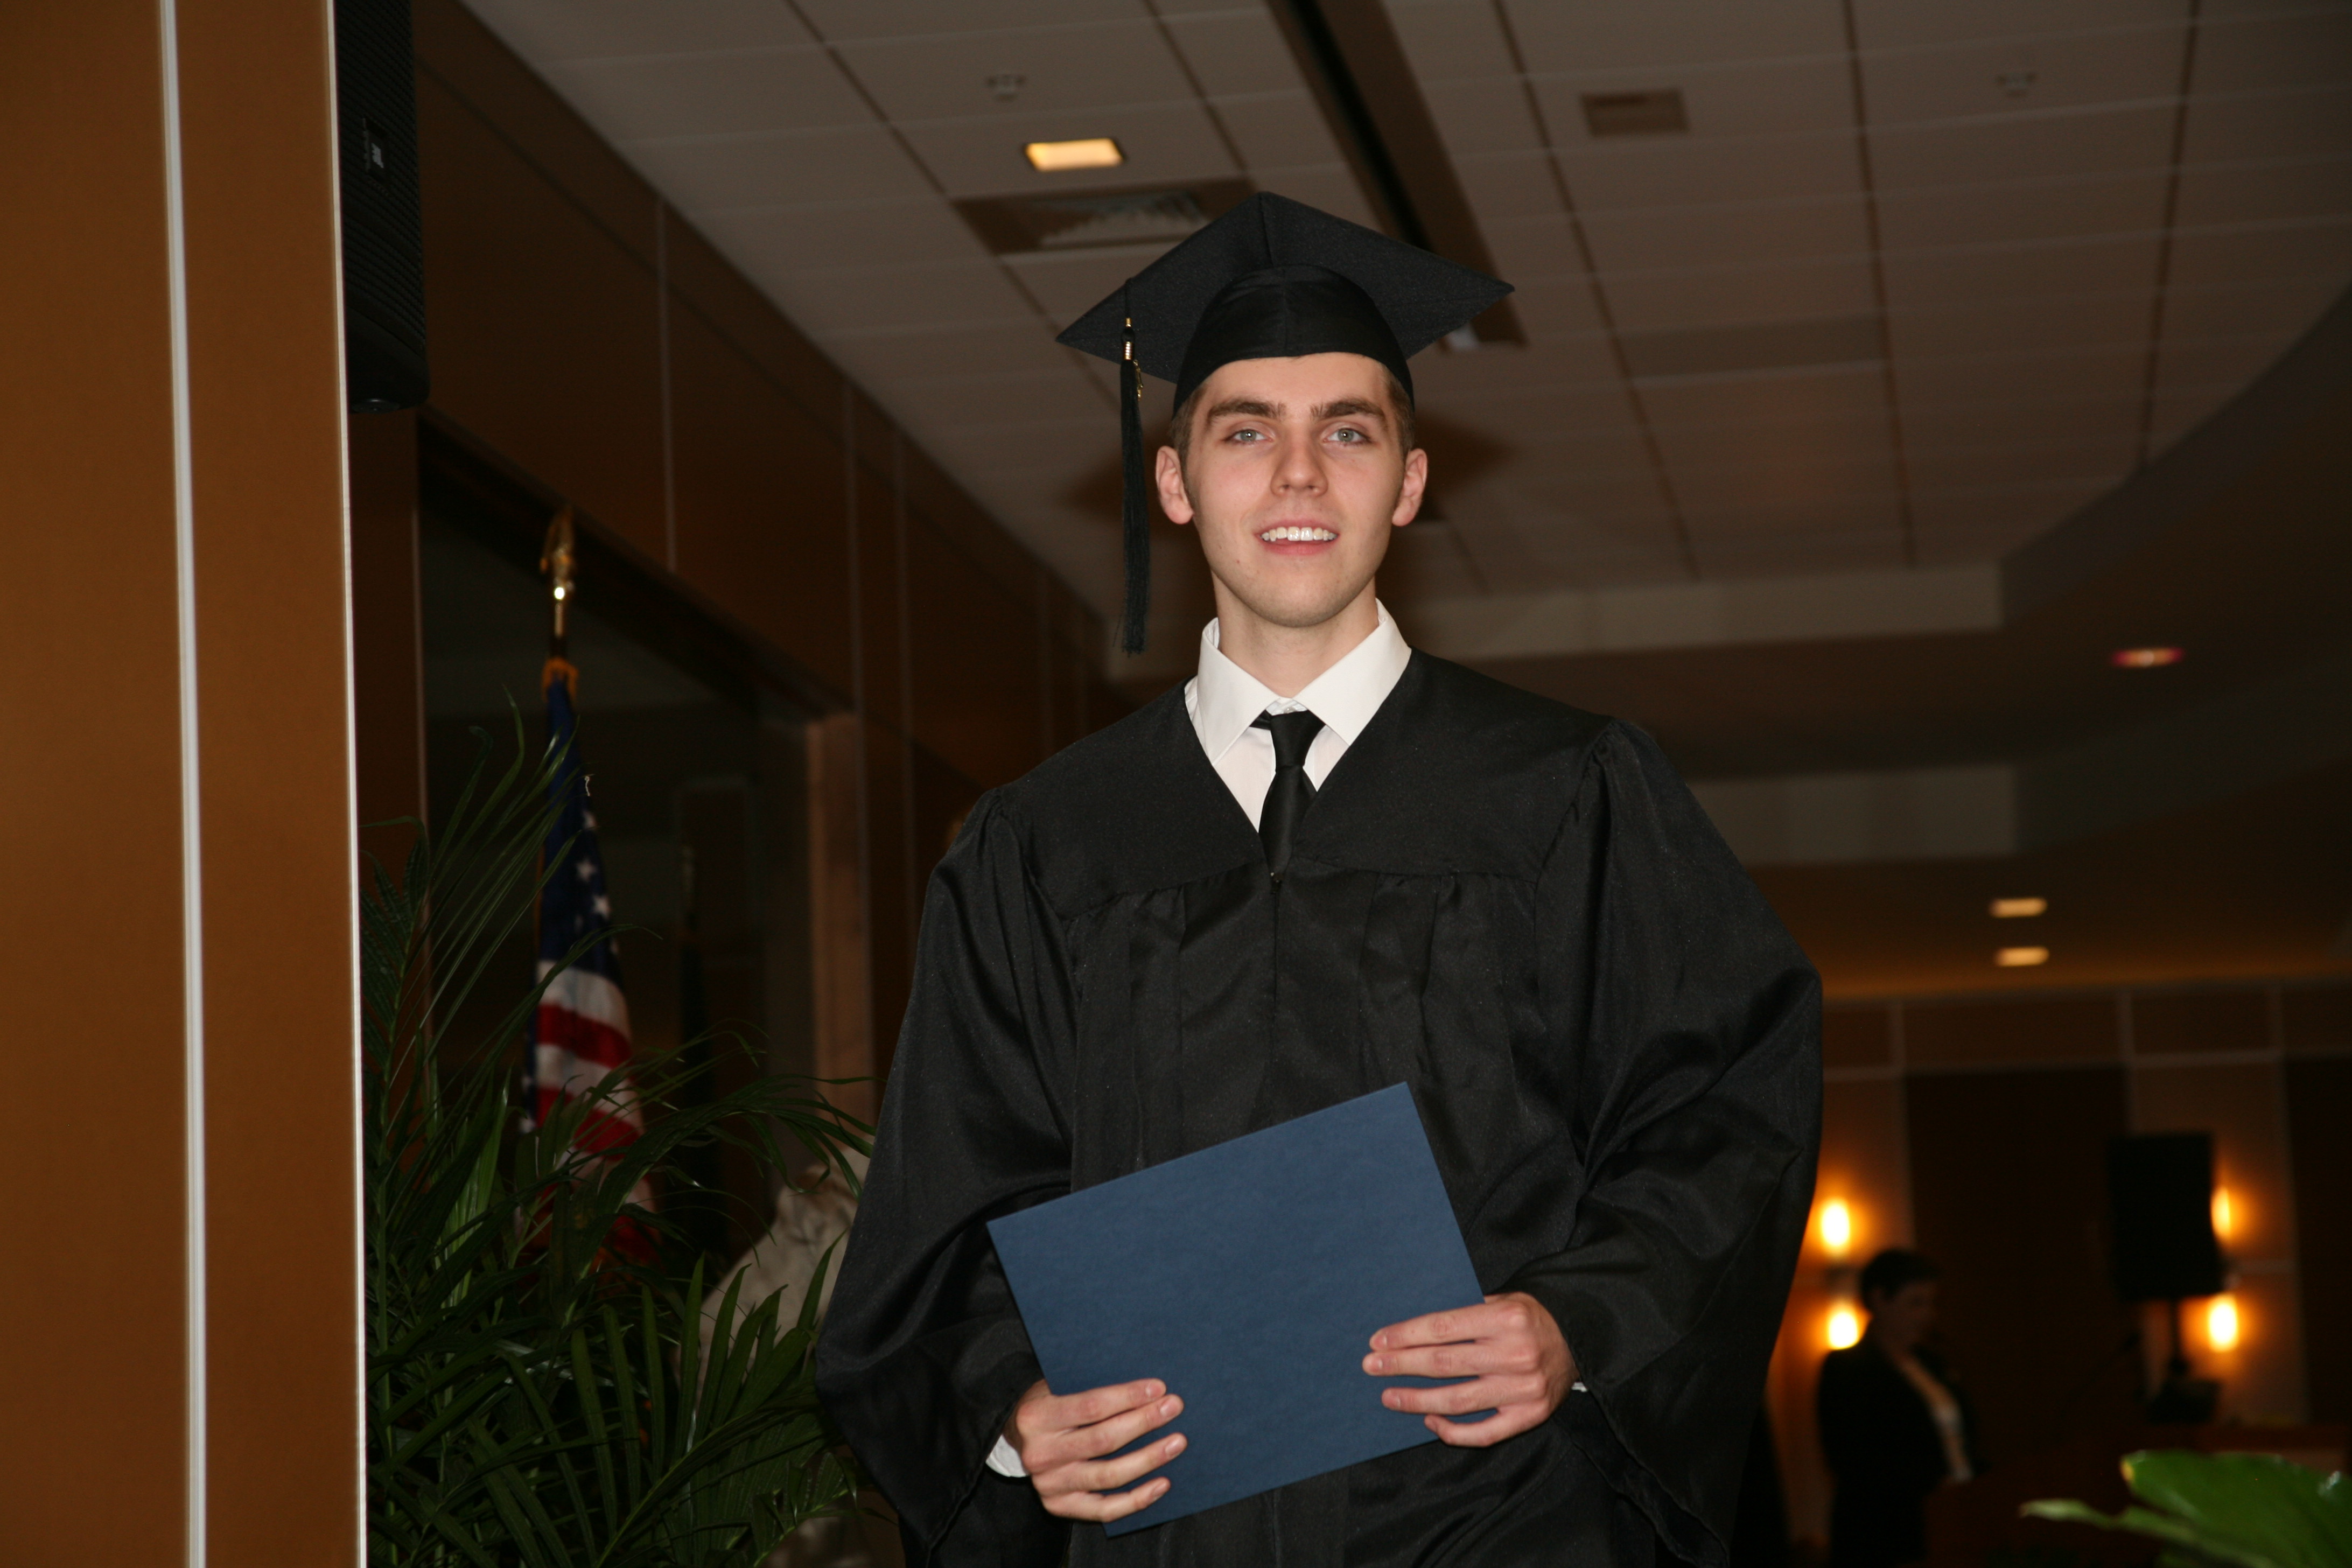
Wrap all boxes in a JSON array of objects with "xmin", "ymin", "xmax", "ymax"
[
  {"xmin": 1391, "ymin": 447, "xmax": 1429, "ymax": 528},
  {"xmin": 1155, "ymin": 445, "xmax": 1194, "ymax": 526}
]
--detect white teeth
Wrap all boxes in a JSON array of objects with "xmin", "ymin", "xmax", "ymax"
[{"xmin": 1260, "ymin": 526, "xmax": 1338, "ymax": 542}]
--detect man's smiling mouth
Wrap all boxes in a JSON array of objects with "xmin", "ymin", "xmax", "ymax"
[{"xmin": 1259, "ymin": 526, "xmax": 1338, "ymax": 542}]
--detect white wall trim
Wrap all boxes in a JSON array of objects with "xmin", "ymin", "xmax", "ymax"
[{"xmin": 157, "ymin": 0, "xmax": 207, "ymax": 1560}]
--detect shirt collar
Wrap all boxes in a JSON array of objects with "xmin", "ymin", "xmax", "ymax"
[{"xmin": 1186, "ymin": 601, "xmax": 1413, "ymax": 765}]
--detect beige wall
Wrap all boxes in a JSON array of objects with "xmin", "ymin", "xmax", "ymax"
[{"xmin": 0, "ymin": 1, "xmax": 359, "ymax": 1563}]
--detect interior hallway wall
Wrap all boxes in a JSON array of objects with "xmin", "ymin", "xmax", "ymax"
[
  {"xmin": 0, "ymin": 1, "xmax": 360, "ymax": 1563},
  {"xmin": 370, "ymin": 0, "xmax": 1131, "ymax": 1111},
  {"xmin": 1768, "ymin": 976, "xmax": 2350, "ymax": 1546}
]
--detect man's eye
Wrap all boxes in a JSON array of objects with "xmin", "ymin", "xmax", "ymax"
[
  {"xmin": 1331, "ymin": 427, "xmax": 1366, "ymax": 443},
  {"xmin": 1228, "ymin": 428, "xmax": 1265, "ymax": 443}
]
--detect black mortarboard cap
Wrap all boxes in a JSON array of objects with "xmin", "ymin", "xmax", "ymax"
[{"xmin": 1058, "ymin": 192, "xmax": 1511, "ymax": 654}]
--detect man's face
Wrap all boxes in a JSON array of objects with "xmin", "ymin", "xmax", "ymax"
[{"xmin": 1155, "ymin": 352, "xmax": 1427, "ymax": 632}]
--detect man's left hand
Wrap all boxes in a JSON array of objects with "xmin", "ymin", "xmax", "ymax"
[{"xmin": 1363, "ymin": 1292, "xmax": 1575, "ymax": 1447}]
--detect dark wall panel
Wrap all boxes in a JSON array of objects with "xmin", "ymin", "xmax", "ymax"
[
  {"xmin": 667, "ymin": 302, "xmax": 855, "ymax": 698},
  {"xmin": 1903, "ymin": 996, "xmax": 2118, "ymax": 1069},
  {"xmin": 2132, "ymin": 989, "xmax": 2271, "ymax": 1055},
  {"xmin": 907, "ymin": 510, "xmax": 1047, "ymax": 788},
  {"xmin": 1905, "ymin": 1066, "xmax": 2136, "ymax": 1465},
  {"xmin": 416, "ymin": 71, "xmax": 667, "ymax": 564},
  {"xmin": 2286, "ymin": 1056, "xmax": 2352, "ymax": 1421}
]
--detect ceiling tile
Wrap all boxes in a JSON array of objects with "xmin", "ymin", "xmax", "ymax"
[
  {"xmin": 1600, "ymin": 255, "xmax": 1880, "ymax": 330},
  {"xmin": 837, "ymin": 18, "xmax": 1191, "ymax": 123},
  {"xmin": 1501, "ymin": 423, "xmax": 1658, "ymax": 473},
  {"xmin": 1213, "ymin": 92, "xmax": 1349, "ymax": 172},
  {"xmin": 1691, "ymin": 528, "xmax": 1909, "ymax": 578},
  {"xmin": 1388, "ymin": 0, "xmax": 1522, "ymax": 82},
  {"xmin": 1904, "ymin": 438, "xmax": 2137, "ymax": 494},
  {"xmin": 1002, "ymin": 244, "xmax": 1172, "ymax": 327},
  {"xmin": 1160, "ymin": 9, "xmax": 1307, "ymax": 97},
  {"xmin": 1531, "ymin": 58, "xmax": 1860, "ymax": 142},
  {"xmin": 1664, "ymin": 445, "xmax": 1903, "ymax": 513},
  {"xmin": 764, "ymin": 258, "xmax": 1038, "ymax": 336},
  {"xmin": 1868, "ymin": 106, "xmax": 2176, "ymax": 191},
  {"xmin": 1901, "ymin": 395, "xmax": 2143, "ymax": 453},
  {"xmin": 1454, "ymin": 149, "xmax": 1571, "ymax": 222},
  {"xmin": 1907, "ymin": 478, "xmax": 2104, "ymax": 541},
  {"xmin": 2172, "ymin": 153, "xmax": 2352, "ymax": 230},
  {"xmin": 1851, "ymin": 0, "xmax": 2188, "ymax": 52},
  {"xmin": 1423, "ymin": 80, "xmax": 1546, "ymax": 157},
  {"xmin": 542, "ymin": 48, "xmax": 869, "ymax": 141},
  {"xmin": 2180, "ymin": 84, "xmax": 2352, "ymax": 164},
  {"xmin": 463, "ymin": 0, "xmax": 816, "ymax": 61},
  {"xmin": 1503, "ymin": 0, "xmax": 1848, "ymax": 73},
  {"xmin": 895, "ymin": 100, "xmax": 1237, "ymax": 197},
  {"xmin": 1877, "ymin": 170, "xmax": 2171, "ymax": 253},
  {"xmin": 624, "ymin": 123, "xmax": 936, "ymax": 212},
  {"xmin": 1889, "ymin": 289, "xmax": 2152, "ymax": 360},
  {"xmin": 1682, "ymin": 492, "xmax": 1904, "ymax": 537},
  {"xmin": 1251, "ymin": 166, "xmax": 1384, "ymax": 230},
  {"xmin": 2153, "ymin": 332, "xmax": 2299, "ymax": 393},
  {"xmin": 814, "ymin": 319, "xmax": 1063, "ymax": 381},
  {"xmin": 1859, "ymin": 24, "xmax": 2188, "ymax": 127},
  {"xmin": 1415, "ymin": 349, "xmax": 1635, "ymax": 407},
  {"xmin": 793, "ymin": 1, "xmax": 1144, "ymax": 44},
  {"xmin": 1880, "ymin": 232, "xmax": 2162, "ymax": 307},
  {"xmin": 1481, "ymin": 212, "xmax": 1588, "ymax": 285},
  {"xmin": 1638, "ymin": 362, "xmax": 1890, "ymax": 427},
  {"xmin": 1649, "ymin": 407, "xmax": 1892, "ymax": 471},
  {"xmin": 1553, "ymin": 132, "xmax": 1864, "ymax": 212},
  {"xmin": 2142, "ymin": 384, "xmax": 2236, "ymax": 450},
  {"xmin": 2159, "ymin": 274, "xmax": 2349, "ymax": 342},
  {"xmin": 2161, "ymin": 219, "xmax": 2352, "ymax": 290},
  {"xmin": 1582, "ymin": 198, "xmax": 1871, "ymax": 274},
  {"xmin": 1893, "ymin": 342, "xmax": 2145, "ymax": 404},
  {"xmin": 699, "ymin": 196, "xmax": 990, "ymax": 275},
  {"xmin": 1910, "ymin": 515, "xmax": 2060, "ymax": 565},
  {"xmin": 1508, "ymin": 279, "xmax": 1610, "ymax": 339},
  {"xmin": 2189, "ymin": 8, "xmax": 2352, "ymax": 95}
]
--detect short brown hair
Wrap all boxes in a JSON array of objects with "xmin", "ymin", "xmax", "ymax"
[{"xmin": 1168, "ymin": 365, "xmax": 1416, "ymax": 468}]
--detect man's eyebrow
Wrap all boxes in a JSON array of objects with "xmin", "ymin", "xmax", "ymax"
[
  {"xmin": 1203, "ymin": 396, "xmax": 1281, "ymax": 421},
  {"xmin": 1313, "ymin": 398, "xmax": 1388, "ymax": 424}
]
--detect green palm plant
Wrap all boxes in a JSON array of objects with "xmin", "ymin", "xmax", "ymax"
[
  {"xmin": 363, "ymin": 719, "xmax": 872, "ymax": 1566},
  {"xmin": 2025, "ymin": 1450, "xmax": 2350, "ymax": 1568}
]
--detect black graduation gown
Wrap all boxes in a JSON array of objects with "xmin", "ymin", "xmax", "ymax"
[{"xmin": 814, "ymin": 652, "xmax": 1822, "ymax": 1568}]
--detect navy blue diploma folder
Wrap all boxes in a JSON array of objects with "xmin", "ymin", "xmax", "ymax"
[{"xmin": 985, "ymin": 1083, "xmax": 1487, "ymax": 1534}]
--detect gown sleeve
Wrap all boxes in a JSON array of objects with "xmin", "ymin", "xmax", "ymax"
[
  {"xmin": 813, "ymin": 795, "xmax": 1073, "ymax": 1567},
  {"xmin": 1504, "ymin": 722, "xmax": 1822, "ymax": 1568}
]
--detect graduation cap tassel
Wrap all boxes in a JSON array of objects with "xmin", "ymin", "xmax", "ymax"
[{"xmin": 1118, "ymin": 299, "xmax": 1150, "ymax": 656}]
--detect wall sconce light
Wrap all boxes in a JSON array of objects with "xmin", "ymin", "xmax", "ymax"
[
  {"xmin": 1819, "ymin": 1198, "xmax": 1853, "ymax": 1257},
  {"xmin": 1826, "ymin": 1305, "xmax": 1861, "ymax": 1349},
  {"xmin": 2211, "ymin": 1186, "xmax": 2235, "ymax": 1241},
  {"xmin": 2206, "ymin": 1294, "xmax": 2241, "ymax": 1352}
]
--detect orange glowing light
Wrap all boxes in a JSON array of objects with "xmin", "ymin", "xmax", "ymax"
[
  {"xmin": 2111, "ymin": 647, "xmax": 2183, "ymax": 669},
  {"xmin": 1826, "ymin": 1306, "xmax": 1861, "ymax": 1349},
  {"xmin": 1819, "ymin": 1199, "xmax": 1853, "ymax": 1256},
  {"xmin": 1995, "ymin": 946, "xmax": 2050, "ymax": 967},
  {"xmin": 2207, "ymin": 1294, "xmax": 2241, "ymax": 1350},
  {"xmin": 2212, "ymin": 1187, "xmax": 2235, "ymax": 1240}
]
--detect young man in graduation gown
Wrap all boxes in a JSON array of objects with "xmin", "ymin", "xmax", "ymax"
[{"xmin": 814, "ymin": 194, "xmax": 1822, "ymax": 1568}]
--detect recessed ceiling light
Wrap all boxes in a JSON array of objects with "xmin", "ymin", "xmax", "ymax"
[
  {"xmin": 1581, "ymin": 89, "xmax": 1688, "ymax": 137},
  {"xmin": 1996, "ymin": 946, "xmax": 2050, "ymax": 968},
  {"xmin": 1025, "ymin": 138, "xmax": 1124, "ymax": 172},
  {"xmin": 1991, "ymin": 897, "xmax": 2047, "ymax": 919},
  {"xmin": 2111, "ymin": 646, "xmax": 2183, "ymax": 668}
]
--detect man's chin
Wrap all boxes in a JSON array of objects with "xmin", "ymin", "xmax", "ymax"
[{"xmin": 1219, "ymin": 579, "xmax": 1378, "ymax": 634}]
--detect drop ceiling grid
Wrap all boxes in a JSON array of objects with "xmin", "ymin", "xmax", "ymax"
[{"xmin": 456, "ymin": 0, "xmax": 2352, "ymax": 617}]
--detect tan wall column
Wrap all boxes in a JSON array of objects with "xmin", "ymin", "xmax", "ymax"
[{"xmin": 0, "ymin": 1, "xmax": 359, "ymax": 1563}]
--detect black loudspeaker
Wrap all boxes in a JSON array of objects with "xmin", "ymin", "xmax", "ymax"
[
  {"xmin": 334, "ymin": 0, "xmax": 429, "ymax": 411},
  {"xmin": 2109, "ymin": 1132, "xmax": 2226, "ymax": 1303}
]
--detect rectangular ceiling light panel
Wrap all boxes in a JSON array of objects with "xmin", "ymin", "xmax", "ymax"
[
  {"xmin": 1583, "ymin": 89, "xmax": 1688, "ymax": 137},
  {"xmin": 956, "ymin": 180, "xmax": 1254, "ymax": 256},
  {"xmin": 1025, "ymin": 138, "xmax": 1125, "ymax": 172}
]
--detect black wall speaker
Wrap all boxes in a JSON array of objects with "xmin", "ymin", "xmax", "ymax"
[
  {"xmin": 334, "ymin": 0, "xmax": 428, "ymax": 412},
  {"xmin": 2109, "ymin": 1132, "xmax": 2226, "ymax": 1302}
]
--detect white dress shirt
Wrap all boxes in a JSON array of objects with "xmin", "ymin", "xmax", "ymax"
[
  {"xmin": 984, "ymin": 604, "xmax": 1413, "ymax": 1481},
  {"xmin": 1185, "ymin": 601, "xmax": 1414, "ymax": 827}
]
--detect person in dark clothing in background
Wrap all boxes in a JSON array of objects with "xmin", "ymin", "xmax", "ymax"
[{"xmin": 1817, "ymin": 1250, "xmax": 1981, "ymax": 1568}]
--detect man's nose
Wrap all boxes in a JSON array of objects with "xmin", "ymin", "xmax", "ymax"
[{"xmin": 1272, "ymin": 435, "xmax": 1324, "ymax": 493}]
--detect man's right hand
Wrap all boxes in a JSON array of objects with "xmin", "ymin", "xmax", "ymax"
[{"xmin": 1004, "ymin": 1377, "xmax": 1185, "ymax": 1523}]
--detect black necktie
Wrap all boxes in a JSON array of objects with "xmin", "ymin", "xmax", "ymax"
[{"xmin": 1254, "ymin": 709, "xmax": 1323, "ymax": 884}]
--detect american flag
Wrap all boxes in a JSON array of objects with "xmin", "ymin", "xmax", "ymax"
[{"xmin": 526, "ymin": 659, "xmax": 643, "ymax": 1168}]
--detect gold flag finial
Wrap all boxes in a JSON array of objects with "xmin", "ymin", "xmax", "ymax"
[{"xmin": 539, "ymin": 506, "xmax": 577, "ymax": 657}]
